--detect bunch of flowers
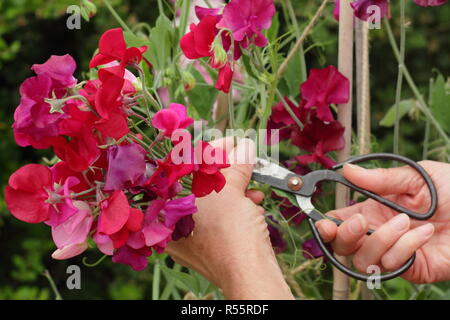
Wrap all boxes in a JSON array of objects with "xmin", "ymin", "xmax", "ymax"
[{"xmin": 5, "ymin": 28, "xmax": 231, "ymax": 271}]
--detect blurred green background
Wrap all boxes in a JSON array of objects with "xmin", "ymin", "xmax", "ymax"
[{"xmin": 0, "ymin": 0, "xmax": 449, "ymax": 299}]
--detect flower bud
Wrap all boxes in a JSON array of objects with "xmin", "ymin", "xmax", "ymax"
[
  {"xmin": 210, "ymin": 35, "xmax": 228, "ymax": 69},
  {"xmin": 182, "ymin": 71, "xmax": 196, "ymax": 91},
  {"xmin": 82, "ymin": 0, "xmax": 97, "ymax": 18}
]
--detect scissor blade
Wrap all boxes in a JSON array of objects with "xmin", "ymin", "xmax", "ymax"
[
  {"xmin": 296, "ymin": 195, "xmax": 343, "ymax": 226},
  {"xmin": 252, "ymin": 158, "xmax": 293, "ymax": 180}
]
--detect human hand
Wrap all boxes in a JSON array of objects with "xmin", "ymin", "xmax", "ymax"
[
  {"xmin": 167, "ymin": 137, "xmax": 294, "ymax": 299},
  {"xmin": 316, "ymin": 160, "xmax": 450, "ymax": 283}
]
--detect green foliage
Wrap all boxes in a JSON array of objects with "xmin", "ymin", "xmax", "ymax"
[{"xmin": 430, "ymin": 74, "xmax": 450, "ymax": 132}]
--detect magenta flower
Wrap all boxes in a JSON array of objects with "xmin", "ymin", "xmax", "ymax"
[
  {"xmin": 152, "ymin": 103, "xmax": 194, "ymax": 137},
  {"xmin": 350, "ymin": 0, "xmax": 389, "ymax": 21},
  {"xmin": 112, "ymin": 246, "xmax": 152, "ymax": 271},
  {"xmin": 31, "ymin": 54, "xmax": 77, "ymax": 88},
  {"xmin": 300, "ymin": 65, "xmax": 350, "ymax": 122},
  {"xmin": 414, "ymin": 0, "xmax": 447, "ymax": 6},
  {"xmin": 104, "ymin": 143, "xmax": 147, "ymax": 190},
  {"xmin": 217, "ymin": 0, "xmax": 275, "ymax": 48}
]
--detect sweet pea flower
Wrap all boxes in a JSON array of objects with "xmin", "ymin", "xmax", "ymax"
[
  {"xmin": 89, "ymin": 28, "xmax": 147, "ymax": 69},
  {"xmin": 98, "ymin": 191, "xmax": 131, "ymax": 235},
  {"xmin": 192, "ymin": 141, "xmax": 230, "ymax": 197},
  {"xmin": 31, "ymin": 54, "xmax": 77, "ymax": 88},
  {"xmin": 152, "ymin": 103, "xmax": 194, "ymax": 137},
  {"xmin": 291, "ymin": 109, "xmax": 345, "ymax": 168},
  {"xmin": 104, "ymin": 144, "xmax": 147, "ymax": 191},
  {"xmin": 52, "ymin": 243, "xmax": 89, "ymax": 260},
  {"xmin": 112, "ymin": 246, "xmax": 152, "ymax": 271},
  {"xmin": 217, "ymin": 0, "xmax": 275, "ymax": 48},
  {"xmin": 5, "ymin": 164, "xmax": 80, "ymax": 225},
  {"xmin": 300, "ymin": 65, "xmax": 350, "ymax": 122},
  {"xmin": 13, "ymin": 55, "xmax": 77, "ymax": 149},
  {"xmin": 51, "ymin": 201, "xmax": 93, "ymax": 259},
  {"xmin": 414, "ymin": 0, "xmax": 447, "ymax": 6},
  {"xmin": 302, "ymin": 238, "xmax": 326, "ymax": 259},
  {"xmin": 215, "ymin": 62, "xmax": 233, "ymax": 93},
  {"xmin": 350, "ymin": 0, "xmax": 389, "ymax": 21}
]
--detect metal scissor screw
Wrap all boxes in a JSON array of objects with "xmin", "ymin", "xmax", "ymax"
[{"xmin": 287, "ymin": 176, "xmax": 303, "ymax": 191}]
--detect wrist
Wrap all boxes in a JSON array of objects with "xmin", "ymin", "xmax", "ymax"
[{"xmin": 213, "ymin": 247, "xmax": 294, "ymax": 300}]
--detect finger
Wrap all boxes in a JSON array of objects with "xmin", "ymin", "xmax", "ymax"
[
  {"xmin": 222, "ymin": 138, "xmax": 256, "ymax": 192},
  {"xmin": 208, "ymin": 136, "xmax": 236, "ymax": 155},
  {"xmin": 245, "ymin": 189, "xmax": 265, "ymax": 204},
  {"xmin": 353, "ymin": 213, "xmax": 410, "ymax": 272},
  {"xmin": 381, "ymin": 223, "xmax": 434, "ymax": 271},
  {"xmin": 343, "ymin": 163, "xmax": 420, "ymax": 196},
  {"xmin": 326, "ymin": 202, "xmax": 365, "ymax": 221},
  {"xmin": 316, "ymin": 219, "xmax": 338, "ymax": 243},
  {"xmin": 333, "ymin": 214, "xmax": 369, "ymax": 255}
]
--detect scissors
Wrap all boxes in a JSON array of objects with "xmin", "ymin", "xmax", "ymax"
[{"xmin": 252, "ymin": 153, "xmax": 438, "ymax": 282}]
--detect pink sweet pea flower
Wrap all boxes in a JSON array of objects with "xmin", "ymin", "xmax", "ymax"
[
  {"xmin": 93, "ymin": 232, "xmax": 115, "ymax": 255},
  {"xmin": 51, "ymin": 201, "xmax": 93, "ymax": 254},
  {"xmin": 217, "ymin": 0, "xmax": 275, "ymax": 48},
  {"xmin": 414, "ymin": 0, "xmax": 447, "ymax": 6},
  {"xmin": 300, "ymin": 65, "xmax": 350, "ymax": 122},
  {"xmin": 152, "ymin": 103, "xmax": 194, "ymax": 137},
  {"xmin": 52, "ymin": 243, "xmax": 89, "ymax": 260}
]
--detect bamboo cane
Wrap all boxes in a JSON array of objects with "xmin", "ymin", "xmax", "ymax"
[
  {"xmin": 355, "ymin": 18, "xmax": 373, "ymax": 300},
  {"xmin": 333, "ymin": 0, "xmax": 354, "ymax": 300}
]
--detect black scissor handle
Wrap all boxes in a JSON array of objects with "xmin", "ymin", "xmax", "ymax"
[
  {"xmin": 307, "ymin": 218, "xmax": 416, "ymax": 282},
  {"xmin": 300, "ymin": 153, "xmax": 438, "ymax": 220}
]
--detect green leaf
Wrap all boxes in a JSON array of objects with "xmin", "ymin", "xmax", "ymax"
[
  {"xmin": 186, "ymin": 67, "xmax": 218, "ymax": 119},
  {"xmin": 281, "ymin": 44, "xmax": 306, "ymax": 98},
  {"xmin": 431, "ymin": 74, "xmax": 450, "ymax": 132},
  {"xmin": 266, "ymin": 12, "xmax": 280, "ymax": 44},
  {"xmin": 147, "ymin": 15, "xmax": 173, "ymax": 71},
  {"xmin": 241, "ymin": 54, "xmax": 258, "ymax": 80},
  {"xmin": 272, "ymin": 188, "xmax": 298, "ymax": 207},
  {"xmin": 379, "ymin": 99, "xmax": 417, "ymax": 127},
  {"xmin": 160, "ymin": 265, "xmax": 199, "ymax": 295}
]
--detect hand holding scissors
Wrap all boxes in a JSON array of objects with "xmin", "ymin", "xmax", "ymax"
[{"xmin": 252, "ymin": 153, "xmax": 438, "ymax": 282}]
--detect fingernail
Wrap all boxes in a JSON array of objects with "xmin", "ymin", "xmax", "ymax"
[
  {"xmin": 345, "ymin": 163, "xmax": 365, "ymax": 171},
  {"xmin": 389, "ymin": 214, "xmax": 410, "ymax": 231},
  {"xmin": 348, "ymin": 214, "xmax": 365, "ymax": 235},
  {"xmin": 417, "ymin": 223, "xmax": 434, "ymax": 238}
]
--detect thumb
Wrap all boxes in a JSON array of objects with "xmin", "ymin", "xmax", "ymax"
[
  {"xmin": 222, "ymin": 138, "xmax": 256, "ymax": 192},
  {"xmin": 343, "ymin": 163, "xmax": 418, "ymax": 195}
]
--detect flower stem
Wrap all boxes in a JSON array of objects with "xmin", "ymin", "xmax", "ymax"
[
  {"xmin": 42, "ymin": 269, "xmax": 63, "ymax": 300},
  {"xmin": 275, "ymin": 89, "xmax": 304, "ymax": 130},
  {"xmin": 384, "ymin": 18, "xmax": 450, "ymax": 148},
  {"xmin": 275, "ymin": 0, "xmax": 329, "ymax": 82},
  {"xmin": 103, "ymin": 0, "xmax": 132, "ymax": 33},
  {"xmin": 152, "ymin": 261, "xmax": 161, "ymax": 300},
  {"xmin": 393, "ymin": 0, "xmax": 406, "ymax": 156}
]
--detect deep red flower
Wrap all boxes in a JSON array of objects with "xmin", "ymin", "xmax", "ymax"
[
  {"xmin": 291, "ymin": 109, "xmax": 345, "ymax": 168},
  {"xmin": 414, "ymin": 0, "xmax": 447, "ymax": 5},
  {"xmin": 191, "ymin": 141, "xmax": 229, "ymax": 197},
  {"xmin": 266, "ymin": 97, "xmax": 303, "ymax": 145},
  {"xmin": 300, "ymin": 65, "xmax": 350, "ymax": 122}
]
